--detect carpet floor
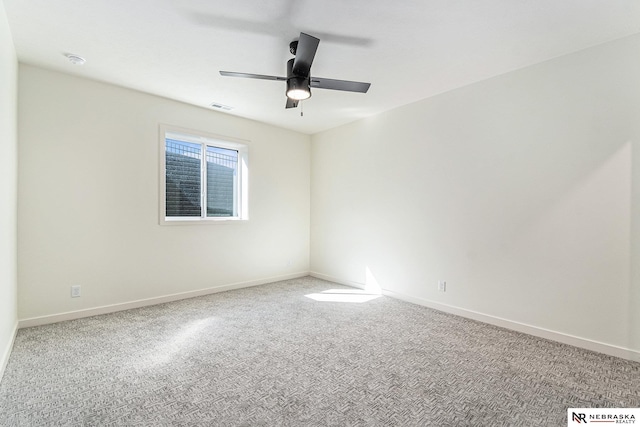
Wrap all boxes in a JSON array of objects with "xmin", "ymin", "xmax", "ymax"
[{"xmin": 0, "ymin": 276, "xmax": 638, "ymax": 426}]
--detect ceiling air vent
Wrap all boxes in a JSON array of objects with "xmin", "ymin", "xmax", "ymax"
[{"xmin": 210, "ymin": 102, "xmax": 233, "ymax": 111}]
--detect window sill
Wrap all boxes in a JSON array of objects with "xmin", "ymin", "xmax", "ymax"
[{"xmin": 160, "ymin": 217, "xmax": 249, "ymax": 226}]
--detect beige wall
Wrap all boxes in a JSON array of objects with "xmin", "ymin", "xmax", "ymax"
[
  {"xmin": 17, "ymin": 65, "xmax": 310, "ymax": 320},
  {"xmin": 0, "ymin": 0, "xmax": 18, "ymax": 377},
  {"xmin": 311, "ymin": 34, "xmax": 640, "ymax": 357}
]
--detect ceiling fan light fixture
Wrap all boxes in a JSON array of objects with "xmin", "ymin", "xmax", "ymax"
[
  {"xmin": 286, "ymin": 77, "xmax": 311, "ymax": 100},
  {"xmin": 287, "ymin": 89, "xmax": 311, "ymax": 101}
]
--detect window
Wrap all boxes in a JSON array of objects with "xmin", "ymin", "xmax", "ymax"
[{"xmin": 160, "ymin": 125, "xmax": 248, "ymax": 223}]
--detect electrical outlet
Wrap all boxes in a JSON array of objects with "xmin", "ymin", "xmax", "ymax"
[
  {"xmin": 71, "ymin": 285, "xmax": 81, "ymax": 298},
  {"xmin": 438, "ymin": 281, "xmax": 446, "ymax": 292}
]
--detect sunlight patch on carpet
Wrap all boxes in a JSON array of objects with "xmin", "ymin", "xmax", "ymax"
[{"xmin": 305, "ymin": 289, "xmax": 382, "ymax": 303}]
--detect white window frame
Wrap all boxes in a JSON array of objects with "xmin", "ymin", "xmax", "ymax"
[{"xmin": 159, "ymin": 124, "xmax": 249, "ymax": 224}]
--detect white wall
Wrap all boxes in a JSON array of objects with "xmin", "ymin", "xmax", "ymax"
[
  {"xmin": 311, "ymin": 34, "xmax": 640, "ymax": 358},
  {"xmin": 18, "ymin": 65, "xmax": 310, "ymax": 320},
  {"xmin": 0, "ymin": 0, "xmax": 18, "ymax": 378}
]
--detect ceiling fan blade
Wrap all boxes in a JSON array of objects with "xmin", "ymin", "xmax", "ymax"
[
  {"xmin": 310, "ymin": 77, "xmax": 371, "ymax": 93},
  {"xmin": 285, "ymin": 98, "xmax": 299, "ymax": 109},
  {"xmin": 220, "ymin": 71, "xmax": 286, "ymax": 81},
  {"xmin": 292, "ymin": 33, "xmax": 320, "ymax": 77}
]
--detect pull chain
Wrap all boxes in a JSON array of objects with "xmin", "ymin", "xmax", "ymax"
[{"xmin": 300, "ymin": 101, "xmax": 304, "ymax": 117}]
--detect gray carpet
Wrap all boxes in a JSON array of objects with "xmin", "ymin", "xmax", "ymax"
[{"xmin": 0, "ymin": 276, "xmax": 638, "ymax": 426}]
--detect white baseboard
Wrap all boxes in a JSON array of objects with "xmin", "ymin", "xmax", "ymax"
[
  {"xmin": 18, "ymin": 272, "xmax": 309, "ymax": 329},
  {"xmin": 310, "ymin": 271, "xmax": 640, "ymax": 363},
  {"xmin": 0, "ymin": 320, "xmax": 18, "ymax": 383}
]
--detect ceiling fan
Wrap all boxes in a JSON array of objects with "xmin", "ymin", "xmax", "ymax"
[{"xmin": 220, "ymin": 32, "xmax": 371, "ymax": 109}]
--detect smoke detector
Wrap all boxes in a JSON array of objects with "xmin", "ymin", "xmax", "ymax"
[{"xmin": 65, "ymin": 54, "xmax": 86, "ymax": 65}]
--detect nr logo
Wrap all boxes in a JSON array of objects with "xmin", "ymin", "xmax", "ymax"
[{"xmin": 572, "ymin": 412, "xmax": 587, "ymax": 423}]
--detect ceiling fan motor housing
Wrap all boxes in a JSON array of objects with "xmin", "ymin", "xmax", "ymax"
[
  {"xmin": 286, "ymin": 58, "xmax": 311, "ymax": 100},
  {"xmin": 289, "ymin": 40, "xmax": 298, "ymax": 55}
]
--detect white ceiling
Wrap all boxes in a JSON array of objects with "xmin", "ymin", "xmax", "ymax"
[{"xmin": 4, "ymin": 0, "xmax": 640, "ymax": 135}]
